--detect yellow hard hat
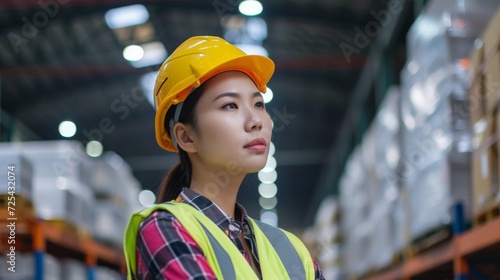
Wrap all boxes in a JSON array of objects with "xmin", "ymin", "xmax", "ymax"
[{"xmin": 154, "ymin": 36, "xmax": 275, "ymax": 152}]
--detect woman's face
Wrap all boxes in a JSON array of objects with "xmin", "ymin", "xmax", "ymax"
[{"xmin": 190, "ymin": 71, "xmax": 272, "ymax": 174}]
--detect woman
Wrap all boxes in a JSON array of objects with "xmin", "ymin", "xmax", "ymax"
[{"xmin": 124, "ymin": 36, "xmax": 324, "ymax": 280}]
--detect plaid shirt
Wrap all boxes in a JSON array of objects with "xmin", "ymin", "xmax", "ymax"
[{"xmin": 136, "ymin": 188, "xmax": 325, "ymax": 279}]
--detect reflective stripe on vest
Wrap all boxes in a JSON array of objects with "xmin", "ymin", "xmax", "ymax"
[
  {"xmin": 196, "ymin": 220, "xmax": 236, "ymax": 278},
  {"xmin": 252, "ymin": 219, "xmax": 305, "ymax": 279},
  {"xmin": 123, "ymin": 202, "xmax": 315, "ymax": 280}
]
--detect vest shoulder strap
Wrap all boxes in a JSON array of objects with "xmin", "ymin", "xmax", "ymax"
[{"xmin": 248, "ymin": 218, "xmax": 316, "ymax": 280}]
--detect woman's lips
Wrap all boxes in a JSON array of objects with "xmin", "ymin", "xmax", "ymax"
[{"xmin": 244, "ymin": 137, "xmax": 267, "ymax": 152}]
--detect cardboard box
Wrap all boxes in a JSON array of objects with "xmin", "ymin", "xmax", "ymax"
[
  {"xmin": 485, "ymin": 51, "xmax": 500, "ymax": 91},
  {"xmin": 470, "ymin": 41, "xmax": 485, "ymax": 80},
  {"xmin": 469, "ymin": 74, "xmax": 486, "ymax": 124},
  {"xmin": 484, "ymin": 51, "xmax": 500, "ymax": 119},
  {"xmin": 482, "ymin": 9, "xmax": 500, "ymax": 56},
  {"xmin": 495, "ymin": 109, "xmax": 500, "ymax": 206},
  {"xmin": 472, "ymin": 117, "xmax": 498, "ymax": 214},
  {"xmin": 475, "ymin": 8, "xmax": 500, "ymax": 117}
]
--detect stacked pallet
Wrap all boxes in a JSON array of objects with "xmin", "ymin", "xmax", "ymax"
[
  {"xmin": 339, "ymin": 87, "xmax": 405, "ymax": 278},
  {"xmin": 0, "ymin": 140, "xmax": 142, "ymax": 279},
  {"xmin": 337, "ymin": 1, "xmax": 500, "ymax": 278},
  {"xmin": 470, "ymin": 8, "xmax": 500, "ymax": 227}
]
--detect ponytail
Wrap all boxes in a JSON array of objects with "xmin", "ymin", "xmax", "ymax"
[{"xmin": 156, "ymin": 149, "xmax": 192, "ymax": 203}]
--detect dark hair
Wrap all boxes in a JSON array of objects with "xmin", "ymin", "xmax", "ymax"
[{"xmin": 156, "ymin": 85, "xmax": 205, "ymax": 203}]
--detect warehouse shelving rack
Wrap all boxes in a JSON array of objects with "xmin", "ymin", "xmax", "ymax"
[
  {"xmin": 367, "ymin": 204, "xmax": 500, "ymax": 280},
  {"xmin": 0, "ymin": 199, "xmax": 126, "ymax": 280}
]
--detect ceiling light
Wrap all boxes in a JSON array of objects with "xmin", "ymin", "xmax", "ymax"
[
  {"xmin": 235, "ymin": 43, "xmax": 268, "ymax": 57},
  {"xmin": 268, "ymin": 142, "xmax": 275, "ymax": 156},
  {"xmin": 86, "ymin": 141, "xmax": 103, "ymax": 157},
  {"xmin": 246, "ymin": 17, "xmax": 267, "ymax": 41},
  {"xmin": 239, "ymin": 0, "xmax": 263, "ymax": 16},
  {"xmin": 105, "ymin": 4, "xmax": 150, "ymax": 29},
  {"xmin": 260, "ymin": 210, "xmax": 278, "ymax": 226},
  {"xmin": 58, "ymin": 121, "xmax": 76, "ymax": 138},
  {"xmin": 259, "ymin": 196, "xmax": 277, "ymax": 210},
  {"xmin": 123, "ymin": 45, "xmax": 144, "ymax": 61},
  {"xmin": 258, "ymin": 183, "xmax": 277, "ymax": 198},
  {"xmin": 262, "ymin": 87, "xmax": 273, "ymax": 103},
  {"xmin": 261, "ymin": 156, "xmax": 276, "ymax": 172},
  {"xmin": 104, "ymin": 152, "xmax": 124, "ymax": 170},
  {"xmin": 140, "ymin": 72, "xmax": 158, "ymax": 108},
  {"xmin": 258, "ymin": 169, "xmax": 277, "ymax": 184},
  {"xmin": 138, "ymin": 189, "xmax": 156, "ymax": 207},
  {"xmin": 260, "ymin": 210, "xmax": 278, "ymax": 227},
  {"xmin": 130, "ymin": 41, "xmax": 167, "ymax": 68}
]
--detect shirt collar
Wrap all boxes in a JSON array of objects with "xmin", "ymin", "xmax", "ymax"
[{"xmin": 176, "ymin": 187, "xmax": 248, "ymax": 229}]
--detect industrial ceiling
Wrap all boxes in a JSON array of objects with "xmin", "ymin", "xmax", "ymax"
[{"xmin": 0, "ymin": 0, "xmax": 413, "ymax": 231}]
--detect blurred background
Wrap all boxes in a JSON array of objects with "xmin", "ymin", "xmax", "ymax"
[{"xmin": 1, "ymin": 0, "xmax": 500, "ymax": 279}]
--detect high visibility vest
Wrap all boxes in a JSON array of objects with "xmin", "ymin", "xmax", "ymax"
[{"xmin": 123, "ymin": 202, "xmax": 315, "ymax": 280}]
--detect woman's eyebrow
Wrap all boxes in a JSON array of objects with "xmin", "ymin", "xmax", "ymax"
[
  {"xmin": 212, "ymin": 92, "xmax": 240, "ymax": 103},
  {"xmin": 252, "ymin": 91, "xmax": 261, "ymax": 98},
  {"xmin": 212, "ymin": 91, "xmax": 262, "ymax": 103}
]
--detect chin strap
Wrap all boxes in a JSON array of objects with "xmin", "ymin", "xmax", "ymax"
[{"xmin": 169, "ymin": 101, "xmax": 184, "ymax": 149}]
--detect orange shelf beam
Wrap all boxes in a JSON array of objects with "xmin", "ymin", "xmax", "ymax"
[
  {"xmin": 40, "ymin": 221, "xmax": 124, "ymax": 266},
  {"xmin": 367, "ymin": 217, "xmax": 500, "ymax": 280},
  {"xmin": 95, "ymin": 242, "xmax": 123, "ymax": 265},
  {"xmin": 403, "ymin": 241, "xmax": 454, "ymax": 276},
  {"xmin": 457, "ymin": 217, "xmax": 500, "ymax": 256},
  {"xmin": 42, "ymin": 222, "xmax": 87, "ymax": 253},
  {"xmin": 2, "ymin": 215, "xmax": 125, "ymax": 273},
  {"xmin": 366, "ymin": 266, "xmax": 403, "ymax": 280},
  {"xmin": 367, "ymin": 242, "xmax": 454, "ymax": 280}
]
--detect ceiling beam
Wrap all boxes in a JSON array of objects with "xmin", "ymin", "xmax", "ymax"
[
  {"xmin": 273, "ymin": 55, "xmax": 366, "ymax": 71},
  {"xmin": 0, "ymin": 0, "xmax": 368, "ymax": 30},
  {"xmin": 263, "ymin": 2, "xmax": 366, "ymax": 29},
  {"xmin": 0, "ymin": 0, "xmax": 168, "ymax": 9},
  {"xmin": 0, "ymin": 53, "xmax": 365, "ymax": 78}
]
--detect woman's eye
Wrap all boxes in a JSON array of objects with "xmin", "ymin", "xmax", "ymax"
[
  {"xmin": 255, "ymin": 101, "xmax": 265, "ymax": 109},
  {"xmin": 222, "ymin": 103, "xmax": 238, "ymax": 109}
]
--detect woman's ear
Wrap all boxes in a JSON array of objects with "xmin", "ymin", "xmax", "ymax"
[{"xmin": 174, "ymin": 123, "xmax": 197, "ymax": 153}]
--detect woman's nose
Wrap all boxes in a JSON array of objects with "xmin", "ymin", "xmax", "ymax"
[{"xmin": 246, "ymin": 111, "xmax": 263, "ymax": 132}]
